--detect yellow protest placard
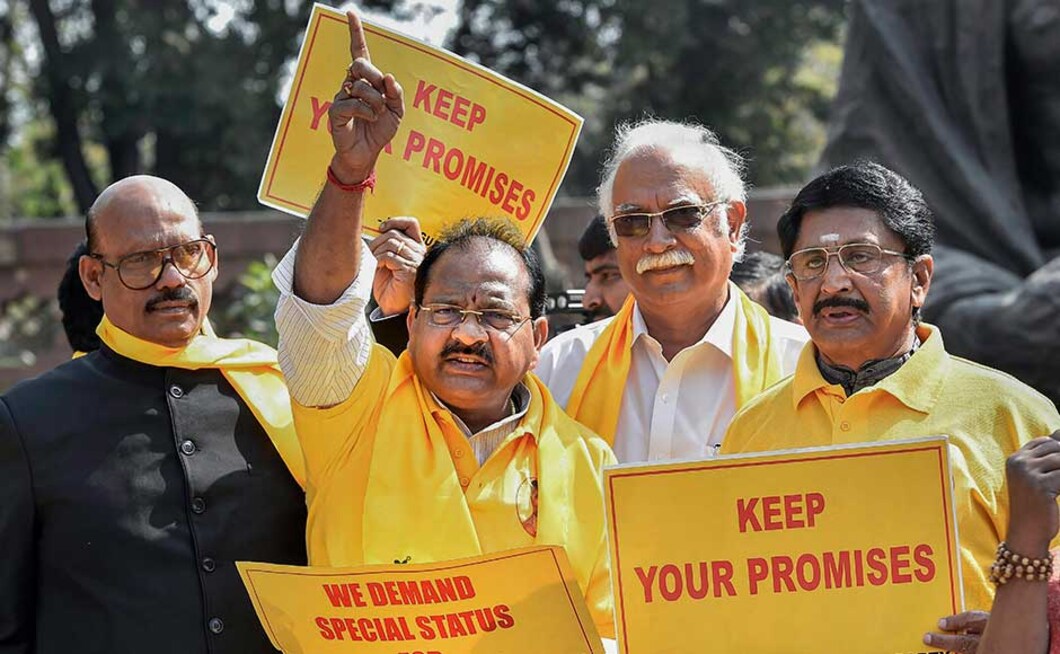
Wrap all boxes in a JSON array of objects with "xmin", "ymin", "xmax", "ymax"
[
  {"xmin": 258, "ymin": 3, "xmax": 583, "ymax": 246},
  {"xmin": 237, "ymin": 546, "xmax": 604, "ymax": 654},
  {"xmin": 605, "ymin": 437, "xmax": 963, "ymax": 654}
]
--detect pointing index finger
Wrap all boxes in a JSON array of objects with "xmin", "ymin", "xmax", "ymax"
[{"xmin": 347, "ymin": 10, "xmax": 370, "ymax": 62}]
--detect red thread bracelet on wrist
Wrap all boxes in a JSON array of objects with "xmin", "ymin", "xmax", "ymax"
[{"xmin": 326, "ymin": 166, "xmax": 376, "ymax": 193}]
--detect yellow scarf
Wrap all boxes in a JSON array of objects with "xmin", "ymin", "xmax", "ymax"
[
  {"xmin": 96, "ymin": 316, "xmax": 305, "ymax": 487},
  {"xmin": 566, "ymin": 282, "xmax": 786, "ymax": 444},
  {"xmin": 361, "ymin": 352, "xmax": 602, "ymax": 579}
]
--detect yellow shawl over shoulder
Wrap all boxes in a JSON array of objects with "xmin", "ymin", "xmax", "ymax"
[
  {"xmin": 565, "ymin": 282, "xmax": 786, "ymax": 444},
  {"xmin": 96, "ymin": 316, "xmax": 305, "ymax": 487},
  {"xmin": 299, "ymin": 346, "xmax": 614, "ymax": 636}
]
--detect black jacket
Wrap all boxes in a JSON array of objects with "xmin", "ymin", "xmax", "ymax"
[{"xmin": 0, "ymin": 346, "xmax": 307, "ymax": 653}]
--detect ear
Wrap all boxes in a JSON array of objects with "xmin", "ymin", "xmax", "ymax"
[
  {"xmin": 910, "ymin": 254, "xmax": 933, "ymax": 310},
  {"xmin": 205, "ymin": 233, "xmax": 219, "ymax": 281},
  {"xmin": 725, "ymin": 201, "xmax": 747, "ymax": 247},
  {"xmin": 526, "ymin": 316, "xmax": 549, "ymax": 369},
  {"xmin": 405, "ymin": 305, "xmax": 417, "ymax": 344},
  {"xmin": 785, "ymin": 272, "xmax": 806, "ymax": 322},
  {"xmin": 79, "ymin": 255, "xmax": 104, "ymax": 301}
]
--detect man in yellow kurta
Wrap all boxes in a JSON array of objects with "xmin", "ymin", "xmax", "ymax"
[
  {"xmin": 722, "ymin": 162, "xmax": 1060, "ymax": 632},
  {"xmin": 270, "ymin": 11, "xmax": 615, "ymax": 639}
]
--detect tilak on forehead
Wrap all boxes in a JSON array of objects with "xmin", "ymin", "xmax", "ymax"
[{"xmin": 818, "ymin": 233, "xmax": 841, "ymax": 245}]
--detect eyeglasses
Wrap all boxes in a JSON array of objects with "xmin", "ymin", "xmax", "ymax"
[
  {"xmin": 90, "ymin": 238, "xmax": 217, "ymax": 290},
  {"xmin": 609, "ymin": 201, "xmax": 727, "ymax": 238},
  {"xmin": 786, "ymin": 243, "xmax": 913, "ymax": 281},
  {"xmin": 416, "ymin": 304, "xmax": 530, "ymax": 334}
]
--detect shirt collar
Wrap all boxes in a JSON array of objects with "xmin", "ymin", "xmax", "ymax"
[
  {"xmin": 631, "ymin": 287, "xmax": 736, "ymax": 358},
  {"xmin": 816, "ymin": 335, "xmax": 921, "ymax": 396},
  {"xmin": 431, "ymin": 382, "xmax": 532, "ymax": 439},
  {"xmin": 792, "ymin": 324, "xmax": 948, "ymax": 414}
]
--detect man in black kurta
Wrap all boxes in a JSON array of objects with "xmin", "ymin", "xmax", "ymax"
[{"xmin": 0, "ymin": 176, "xmax": 307, "ymax": 653}]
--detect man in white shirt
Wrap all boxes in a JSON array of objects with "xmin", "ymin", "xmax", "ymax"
[{"xmin": 535, "ymin": 119, "xmax": 807, "ymax": 463}]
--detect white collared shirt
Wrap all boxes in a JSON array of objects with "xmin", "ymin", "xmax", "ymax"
[{"xmin": 535, "ymin": 296, "xmax": 808, "ymax": 463}]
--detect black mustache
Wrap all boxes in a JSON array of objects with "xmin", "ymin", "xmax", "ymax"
[
  {"xmin": 813, "ymin": 296, "xmax": 870, "ymax": 316},
  {"xmin": 146, "ymin": 287, "xmax": 198, "ymax": 312},
  {"xmin": 440, "ymin": 340, "xmax": 493, "ymax": 365}
]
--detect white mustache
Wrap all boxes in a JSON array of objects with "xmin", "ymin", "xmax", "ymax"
[{"xmin": 636, "ymin": 249, "xmax": 695, "ymax": 275}]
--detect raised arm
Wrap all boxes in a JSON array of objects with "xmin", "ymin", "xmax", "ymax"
[{"xmin": 293, "ymin": 10, "xmax": 404, "ymax": 304}]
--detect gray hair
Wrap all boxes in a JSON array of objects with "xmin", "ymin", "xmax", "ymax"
[{"xmin": 597, "ymin": 119, "xmax": 749, "ymax": 261}]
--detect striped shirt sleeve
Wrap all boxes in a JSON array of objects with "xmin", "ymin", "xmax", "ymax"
[{"xmin": 272, "ymin": 237, "xmax": 377, "ymax": 408}]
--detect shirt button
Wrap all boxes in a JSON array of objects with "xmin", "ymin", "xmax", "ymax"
[
  {"xmin": 660, "ymin": 393, "xmax": 670, "ymax": 403},
  {"xmin": 459, "ymin": 476, "xmax": 470, "ymax": 487},
  {"xmin": 208, "ymin": 617, "xmax": 224, "ymax": 634},
  {"xmin": 840, "ymin": 421, "xmax": 851, "ymax": 431},
  {"xmin": 180, "ymin": 440, "xmax": 196, "ymax": 456},
  {"xmin": 191, "ymin": 497, "xmax": 206, "ymax": 514},
  {"xmin": 202, "ymin": 557, "xmax": 217, "ymax": 573},
  {"xmin": 453, "ymin": 449, "xmax": 465, "ymax": 459},
  {"xmin": 169, "ymin": 384, "xmax": 184, "ymax": 399}
]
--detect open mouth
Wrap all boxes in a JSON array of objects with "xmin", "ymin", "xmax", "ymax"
[
  {"xmin": 148, "ymin": 301, "xmax": 195, "ymax": 314},
  {"xmin": 819, "ymin": 306, "xmax": 864, "ymax": 324},
  {"xmin": 443, "ymin": 354, "xmax": 490, "ymax": 372}
]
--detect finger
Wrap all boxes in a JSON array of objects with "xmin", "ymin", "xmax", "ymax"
[
  {"xmin": 347, "ymin": 10, "xmax": 370, "ymax": 62},
  {"xmin": 937, "ymin": 610, "xmax": 990, "ymax": 633},
  {"xmin": 329, "ymin": 94, "xmax": 378, "ymax": 124},
  {"xmin": 350, "ymin": 59, "xmax": 386, "ymax": 92},
  {"xmin": 372, "ymin": 235, "xmax": 423, "ymax": 265},
  {"xmin": 367, "ymin": 232, "xmax": 412, "ymax": 256},
  {"xmin": 1039, "ymin": 468, "xmax": 1060, "ymax": 491},
  {"xmin": 1036, "ymin": 451, "xmax": 1060, "ymax": 474},
  {"xmin": 1024, "ymin": 436, "xmax": 1060, "ymax": 451},
  {"xmin": 376, "ymin": 250, "xmax": 419, "ymax": 272},
  {"xmin": 346, "ymin": 79, "xmax": 386, "ymax": 114},
  {"xmin": 384, "ymin": 73, "xmax": 405, "ymax": 118},
  {"xmin": 923, "ymin": 632, "xmax": 980, "ymax": 653},
  {"xmin": 378, "ymin": 216, "xmax": 424, "ymax": 244}
]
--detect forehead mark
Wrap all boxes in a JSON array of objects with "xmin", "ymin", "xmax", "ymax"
[{"xmin": 818, "ymin": 233, "xmax": 841, "ymax": 245}]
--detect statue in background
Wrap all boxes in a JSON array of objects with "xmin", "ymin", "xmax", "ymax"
[{"xmin": 820, "ymin": 0, "xmax": 1060, "ymax": 405}]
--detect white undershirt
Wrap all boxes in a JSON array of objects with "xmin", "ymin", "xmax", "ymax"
[{"xmin": 536, "ymin": 294, "xmax": 807, "ymax": 463}]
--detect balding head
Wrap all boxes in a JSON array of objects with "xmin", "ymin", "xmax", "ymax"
[
  {"xmin": 87, "ymin": 176, "xmax": 200, "ymax": 254},
  {"xmin": 80, "ymin": 175, "xmax": 216, "ymax": 349}
]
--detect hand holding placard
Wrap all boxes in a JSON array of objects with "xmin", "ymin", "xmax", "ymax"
[
  {"xmin": 369, "ymin": 216, "xmax": 426, "ymax": 316},
  {"xmin": 328, "ymin": 11, "xmax": 404, "ymax": 184}
]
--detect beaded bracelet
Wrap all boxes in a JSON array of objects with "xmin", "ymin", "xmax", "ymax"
[{"xmin": 989, "ymin": 541, "xmax": 1053, "ymax": 585}]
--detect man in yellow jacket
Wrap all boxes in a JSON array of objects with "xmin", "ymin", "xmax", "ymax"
[
  {"xmin": 271, "ymin": 11, "xmax": 615, "ymax": 639},
  {"xmin": 723, "ymin": 162, "xmax": 1060, "ymax": 647}
]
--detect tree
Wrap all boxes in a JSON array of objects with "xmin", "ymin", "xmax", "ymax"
[
  {"xmin": 450, "ymin": 0, "xmax": 846, "ymax": 195},
  {"xmin": 22, "ymin": 0, "xmax": 326, "ymax": 213}
]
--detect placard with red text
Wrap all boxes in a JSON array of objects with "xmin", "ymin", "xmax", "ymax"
[
  {"xmin": 258, "ymin": 3, "xmax": 582, "ymax": 247},
  {"xmin": 604, "ymin": 437, "xmax": 963, "ymax": 654},
  {"xmin": 237, "ymin": 546, "xmax": 604, "ymax": 653}
]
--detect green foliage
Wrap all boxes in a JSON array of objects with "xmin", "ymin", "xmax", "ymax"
[
  {"xmin": 450, "ymin": 0, "xmax": 846, "ymax": 193},
  {"xmin": 13, "ymin": 0, "xmax": 325, "ymax": 215},
  {"xmin": 213, "ymin": 254, "xmax": 280, "ymax": 347},
  {"xmin": 0, "ymin": 119, "xmax": 79, "ymax": 218}
]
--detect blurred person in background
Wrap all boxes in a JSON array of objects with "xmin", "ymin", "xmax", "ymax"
[
  {"xmin": 57, "ymin": 241, "xmax": 104, "ymax": 355},
  {"xmin": 578, "ymin": 215, "xmax": 631, "ymax": 321},
  {"xmin": 729, "ymin": 250, "xmax": 800, "ymax": 323}
]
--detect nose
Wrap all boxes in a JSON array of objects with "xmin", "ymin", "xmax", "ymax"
[
  {"xmin": 154, "ymin": 257, "xmax": 187, "ymax": 290},
  {"xmin": 644, "ymin": 214, "xmax": 676, "ymax": 253},
  {"xmin": 818, "ymin": 253, "xmax": 853, "ymax": 295},
  {"xmin": 583, "ymin": 281, "xmax": 603, "ymax": 312},
  {"xmin": 450, "ymin": 312, "xmax": 489, "ymax": 345}
]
